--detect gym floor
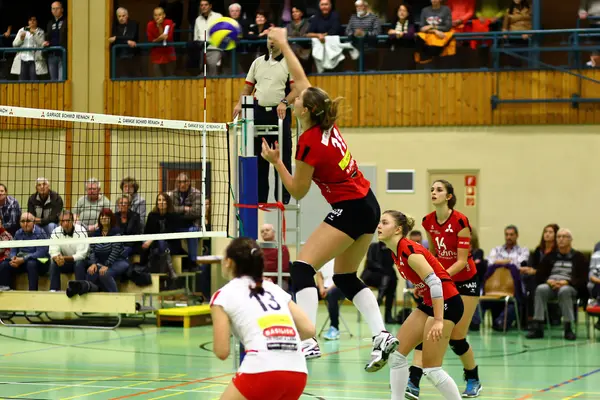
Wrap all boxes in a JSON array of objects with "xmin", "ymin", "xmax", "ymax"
[{"xmin": 0, "ymin": 306, "xmax": 598, "ymax": 400}]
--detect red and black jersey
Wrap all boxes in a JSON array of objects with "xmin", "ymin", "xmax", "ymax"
[
  {"xmin": 295, "ymin": 124, "xmax": 370, "ymax": 204},
  {"xmin": 422, "ymin": 210, "xmax": 477, "ymax": 282},
  {"xmin": 391, "ymin": 238, "xmax": 459, "ymax": 306}
]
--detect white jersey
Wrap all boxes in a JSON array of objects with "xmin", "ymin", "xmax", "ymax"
[{"xmin": 210, "ymin": 276, "xmax": 307, "ymax": 374}]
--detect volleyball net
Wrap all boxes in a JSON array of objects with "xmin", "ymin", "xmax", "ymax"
[{"xmin": 0, "ymin": 105, "xmax": 230, "ymax": 251}]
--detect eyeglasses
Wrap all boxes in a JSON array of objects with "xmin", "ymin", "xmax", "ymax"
[{"xmin": 20, "ymin": 219, "xmax": 34, "ymax": 223}]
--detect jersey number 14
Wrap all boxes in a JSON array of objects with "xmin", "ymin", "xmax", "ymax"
[{"xmin": 250, "ymin": 291, "xmax": 281, "ymax": 312}]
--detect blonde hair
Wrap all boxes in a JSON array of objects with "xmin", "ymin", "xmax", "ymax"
[
  {"xmin": 383, "ymin": 210, "xmax": 415, "ymax": 237},
  {"xmin": 302, "ymin": 87, "xmax": 344, "ymax": 131}
]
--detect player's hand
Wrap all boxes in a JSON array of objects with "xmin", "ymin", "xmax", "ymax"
[
  {"xmin": 261, "ymin": 138, "xmax": 280, "ymax": 164},
  {"xmin": 427, "ymin": 319, "xmax": 444, "ymax": 342},
  {"xmin": 276, "ymin": 103, "xmax": 287, "ymax": 120},
  {"xmin": 268, "ymin": 28, "xmax": 287, "ymax": 46}
]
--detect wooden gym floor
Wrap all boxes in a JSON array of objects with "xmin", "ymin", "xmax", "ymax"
[{"xmin": 0, "ymin": 306, "xmax": 598, "ymax": 400}]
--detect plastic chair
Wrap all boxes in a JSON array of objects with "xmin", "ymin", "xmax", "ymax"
[
  {"xmin": 478, "ymin": 267, "xmax": 521, "ymax": 333},
  {"xmin": 318, "ymin": 297, "xmax": 353, "ymax": 338},
  {"xmin": 585, "ymin": 299, "xmax": 600, "ymax": 339}
]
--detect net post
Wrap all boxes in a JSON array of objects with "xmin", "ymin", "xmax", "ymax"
[
  {"xmin": 242, "ymin": 95, "xmax": 254, "ymax": 155},
  {"xmin": 277, "ymin": 118, "xmax": 284, "ymax": 288},
  {"xmin": 202, "ymin": 31, "xmax": 208, "ymax": 233}
]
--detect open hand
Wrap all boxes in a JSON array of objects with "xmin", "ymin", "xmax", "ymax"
[
  {"xmin": 261, "ymin": 138, "xmax": 280, "ymax": 164},
  {"xmin": 427, "ymin": 320, "xmax": 444, "ymax": 342}
]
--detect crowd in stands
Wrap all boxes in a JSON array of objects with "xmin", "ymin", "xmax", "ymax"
[{"xmin": 0, "ymin": 174, "xmax": 209, "ymax": 293}]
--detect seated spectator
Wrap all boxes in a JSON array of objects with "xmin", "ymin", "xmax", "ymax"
[
  {"xmin": 27, "ymin": 177, "xmax": 63, "ymax": 237},
  {"xmin": 0, "ymin": 212, "xmax": 49, "ymax": 290},
  {"xmin": 522, "ymin": 224, "xmax": 559, "ymax": 326},
  {"xmin": 246, "ymin": 9, "xmax": 273, "ymax": 55},
  {"xmin": 526, "ymin": 229, "xmax": 588, "ymax": 341},
  {"xmin": 579, "ymin": 0, "xmax": 600, "ymax": 67},
  {"xmin": 589, "ymin": 249, "xmax": 600, "ymax": 329},
  {"xmin": 194, "ymin": 0, "xmax": 223, "ymax": 76},
  {"xmin": 168, "ymin": 173, "xmax": 201, "ymax": 270},
  {"xmin": 260, "ymin": 223, "xmax": 290, "ymax": 288},
  {"xmin": 488, "ymin": 224, "xmax": 529, "ymax": 267},
  {"xmin": 317, "ymin": 259, "xmax": 345, "ymax": 340},
  {"xmin": 502, "ymin": 0, "xmax": 532, "ymax": 44},
  {"xmin": 48, "ymin": 210, "xmax": 88, "ymax": 291},
  {"xmin": 361, "ymin": 241, "xmax": 398, "ymax": 324},
  {"xmin": 416, "ymin": 0, "xmax": 455, "ymax": 65},
  {"xmin": 222, "ymin": 3, "xmax": 248, "ymax": 75},
  {"xmin": 86, "ymin": 209, "xmax": 130, "ymax": 293},
  {"xmin": 0, "ymin": 183, "xmax": 21, "ymax": 236},
  {"xmin": 228, "ymin": 3, "xmax": 248, "ymax": 35},
  {"xmin": 0, "ymin": 219, "xmax": 13, "ymax": 289},
  {"xmin": 147, "ymin": 7, "xmax": 176, "ymax": 77},
  {"xmin": 447, "ymin": 0, "xmax": 475, "ymax": 32},
  {"xmin": 405, "ymin": 0, "xmax": 432, "ymax": 28},
  {"xmin": 386, "ymin": 4, "xmax": 416, "ymax": 70},
  {"xmin": 115, "ymin": 176, "xmax": 146, "ymax": 230},
  {"xmin": 115, "ymin": 196, "xmax": 142, "ymax": 257},
  {"xmin": 307, "ymin": 0, "xmax": 342, "ymax": 42},
  {"xmin": 286, "ymin": 5, "xmax": 311, "ymax": 73},
  {"xmin": 346, "ymin": 1, "xmax": 381, "ymax": 40},
  {"xmin": 109, "ymin": 7, "xmax": 139, "ymax": 78},
  {"xmin": 75, "ymin": 178, "xmax": 111, "ymax": 233},
  {"xmin": 141, "ymin": 193, "xmax": 180, "ymax": 280},
  {"xmin": 408, "ymin": 229, "xmax": 428, "ymax": 249},
  {"xmin": 11, "ymin": 16, "xmax": 47, "ymax": 81}
]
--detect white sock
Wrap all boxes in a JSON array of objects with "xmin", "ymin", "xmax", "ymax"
[
  {"xmin": 424, "ymin": 367, "xmax": 462, "ymax": 400},
  {"xmin": 296, "ymin": 287, "xmax": 319, "ymax": 328},
  {"xmin": 352, "ymin": 287, "xmax": 386, "ymax": 336},
  {"xmin": 390, "ymin": 352, "xmax": 409, "ymax": 400}
]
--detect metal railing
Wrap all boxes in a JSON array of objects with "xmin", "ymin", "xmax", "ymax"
[{"xmin": 0, "ymin": 46, "xmax": 67, "ymax": 82}]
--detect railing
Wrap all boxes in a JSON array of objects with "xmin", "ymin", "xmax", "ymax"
[
  {"xmin": 110, "ymin": 27, "xmax": 600, "ymax": 80},
  {"xmin": 0, "ymin": 46, "xmax": 67, "ymax": 82}
]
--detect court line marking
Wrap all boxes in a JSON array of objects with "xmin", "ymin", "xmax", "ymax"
[
  {"xmin": 562, "ymin": 392, "xmax": 584, "ymax": 400},
  {"xmin": 11, "ymin": 372, "xmax": 138, "ymax": 398},
  {"xmin": 516, "ymin": 368, "xmax": 600, "ymax": 400},
  {"xmin": 148, "ymin": 383, "xmax": 223, "ymax": 400}
]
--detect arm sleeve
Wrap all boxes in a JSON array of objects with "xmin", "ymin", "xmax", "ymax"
[
  {"xmin": 371, "ymin": 16, "xmax": 382, "ymax": 36},
  {"xmin": 73, "ymin": 240, "xmax": 89, "ymax": 262},
  {"xmin": 518, "ymin": 248, "xmax": 530, "ymax": 266},
  {"xmin": 48, "ymin": 229, "xmax": 60, "ymax": 258},
  {"xmin": 439, "ymin": 7, "xmax": 453, "ymax": 31},
  {"xmin": 106, "ymin": 239, "xmax": 124, "ymax": 267},
  {"xmin": 245, "ymin": 59, "xmax": 257, "ymax": 85},
  {"xmin": 43, "ymin": 195, "xmax": 63, "ymax": 225},
  {"xmin": 147, "ymin": 22, "xmax": 155, "ymax": 41},
  {"xmin": 89, "ymin": 244, "xmax": 98, "ymax": 265},
  {"xmin": 487, "ymin": 247, "xmax": 499, "ymax": 265},
  {"xmin": 295, "ymin": 133, "xmax": 320, "ymax": 167},
  {"xmin": 210, "ymin": 287, "xmax": 228, "ymax": 310},
  {"xmin": 345, "ymin": 16, "xmax": 354, "ymax": 36}
]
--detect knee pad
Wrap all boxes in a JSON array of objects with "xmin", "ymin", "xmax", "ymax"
[
  {"xmin": 415, "ymin": 343, "xmax": 423, "ymax": 351},
  {"xmin": 389, "ymin": 351, "xmax": 408, "ymax": 370},
  {"xmin": 449, "ymin": 338, "xmax": 470, "ymax": 356},
  {"xmin": 290, "ymin": 261, "xmax": 316, "ymax": 291},
  {"xmin": 332, "ymin": 273, "xmax": 367, "ymax": 300},
  {"xmin": 423, "ymin": 367, "xmax": 449, "ymax": 387}
]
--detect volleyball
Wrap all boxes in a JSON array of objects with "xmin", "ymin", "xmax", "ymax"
[{"xmin": 208, "ymin": 17, "xmax": 242, "ymax": 51}]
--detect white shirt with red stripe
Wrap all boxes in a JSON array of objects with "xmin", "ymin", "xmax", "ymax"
[
  {"xmin": 245, "ymin": 53, "xmax": 294, "ymax": 107},
  {"xmin": 210, "ymin": 276, "xmax": 307, "ymax": 374}
]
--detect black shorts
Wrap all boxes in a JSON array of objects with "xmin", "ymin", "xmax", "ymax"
[
  {"xmin": 455, "ymin": 275, "xmax": 481, "ymax": 297},
  {"xmin": 324, "ymin": 189, "xmax": 380, "ymax": 240},
  {"xmin": 417, "ymin": 294, "xmax": 464, "ymax": 325}
]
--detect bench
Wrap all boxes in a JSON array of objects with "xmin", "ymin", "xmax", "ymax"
[{"xmin": 156, "ymin": 304, "xmax": 212, "ymax": 328}]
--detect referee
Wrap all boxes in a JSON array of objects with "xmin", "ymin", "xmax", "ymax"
[{"xmin": 232, "ymin": 36, "xmax": 297, "ymax": 205}]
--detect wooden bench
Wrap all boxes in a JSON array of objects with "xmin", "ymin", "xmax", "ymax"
[{"xmin": 156, "ymin": 305, "xmax": 212, "ymax": 328}]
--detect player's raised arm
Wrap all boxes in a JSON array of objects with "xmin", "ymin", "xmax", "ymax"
[{"xmin": 268, "ymin": 28, "xmax": 311, "ymax": 93}]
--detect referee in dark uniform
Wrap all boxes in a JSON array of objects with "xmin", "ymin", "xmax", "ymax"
[{"xmin": 232, "ymin": 36, "xmax": 297, "ymax": 205}]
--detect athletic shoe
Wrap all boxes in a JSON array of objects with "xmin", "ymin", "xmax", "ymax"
[
  {"xmin": 365, "ymin": 330, "xmax": 399, "ymax": 372},
  {"xmin": 462, "ymin": 379, "xmax": 482, "ymax": 398},
  {"xmin": 302, "ymin": 337, "xmax": 322, "ymax": 359},
  {"xmin": 323, "ymin": 326, "xmax": 340, "ymax": 341},
  {"xmin": 405, "ymin": 381, "xmax": 420, "ymax": 400}
]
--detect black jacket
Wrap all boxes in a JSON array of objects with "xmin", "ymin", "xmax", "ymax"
[{"xmin": 111, "ymin": 20, "xmax": 139, "ymax": 58}]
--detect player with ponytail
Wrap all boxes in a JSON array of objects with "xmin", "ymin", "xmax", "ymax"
[
  {"xmin": 378, "ymin": 210, "xmax": 463, "ymax": 400},
  {"xmin": 210, "ymin": 237, "xmax": 315, "ymax": 400}
]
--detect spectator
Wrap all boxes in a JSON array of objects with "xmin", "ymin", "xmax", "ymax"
[
  {"xmin": 361, "ymin": 241, "xmax": 398, "ymax": 324},
  {"xmin": 115, "ymin": 176, "xmax": 146, "ymax": 230},
  {"xmin": 48, "ymin": 210, "xmax": 88, "ymax": 291},
  {"xmin": 86, "ymin": 209, "xmax": 130, "ymax": 293},
  {"xmin": 317, "ymin": 259, "xmax": 345, "ymax": 340},
  {"xmin": 142, "ymin": 193, "xmax": 179, "ymax": 280},
  {"xmin": 307, "ymin": 0, "xmax": 342, "ymax": 41},
  {"xmin": 194, "ymin": 0, "xmax": 223, "ymax": 76},
  {"xmin": 405, "ymin": 0, "xmax": 432, "ymax": 27},
  {"xmin": 579, "ymin": 0, "xmax": 600, "ymax": 67},
  {"xmin": 12, "ymin": 16, "xmax": 46, "ymax": 81},
  {"xmin": 228, "ymin": 3, "xmax": 249, "ymax": 34},
  {"xmin": 470, "ymin": 227, "xmax": 486, "ymax": 283},
  {"xmin": 260, "ymin": 223, "xmax": 290, "ymax": 278},
  {"xmin": 346, "ymin": 1, "xmax": 381, "ymax": 39},
  {"xmin": 0, "ymin": 183, "xmax": 21, "ymax": 236},
  {"xmin": 588, "ymin": 249, "xmax": 600, "ymax": 304},
  {"xmin": 115, "ymin": 196, "xmax": 142, "ymax": 257},
  {"xmin": 0, "ymin": 212, "xmax": 49, "ymax": 291},
  {"xmin": 74, "ymin": 178, "xmax": 111, "ymax": 233},
  {"xmin": 43, "ymin": 1, "xmax": 67, "ymax": 81},
  {"xmin": 446, "ymin": 0, "xmax": 475, "ymax": 32},
  {"xmin": 168, "ymin": 174, "xmax": 202, "ymax": 269},
  {"xmin": 109, "ymin": 7, "xmax": 139, "ymax": 78},
  {"xmin": 487, "ymin": 224, "xmax": 530, "ymax": 267},
  {"xmin": 416, "ymin": 0, "xmax": 455, "ymax": 65},
  {"xmin": 246, "ymin": 9, "xmax": 273, "ymax": 55},
  {"xmin": 476, "ymin": 0, "xmax": 504, "ymax": 24},
  {"xmin": 0, "ymin": 219, "xmax": 13, "ymax": 290},
  {"xmin": 147, "ymin": 7, "xmax": 176, "ymax": 77},
  {"xmin": 159, "ymin": 0, "xmax": 184, "ymax": 41},
  {"xmin": 526, "ymin": 228, "xmax": 588, "ymax": 341},
  {"xmin": 420, "ymin": 0, "xmax": 452, "ymax": 33},
  {"xmin": 502, "ymin": 0, "xmax": 532, "ymax": 41},
  {"xmin": 222, "ymin": 2, "xmax": 248, "ymax": 75},
  {"xmin": 408, "ymin": 229, "xmax": 428, "ymax": 249},
  {"xmin": 286, "ymin": 5, "xmax": 311, "ymax": 73},
  {"xmin": 386, "ymin": 4, "xmax": 416, "ymax": 70},
  {"xmin": 27, "ymin": 177, "xmax": 63, "ymax": 237}
]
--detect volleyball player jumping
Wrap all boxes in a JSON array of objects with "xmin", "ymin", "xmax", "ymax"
[
  {"xmin": 378, "ymin": 210, "xmax": 463, "ymax": 400},
  {"xmin": 406, "ymin": 180, "xmax": 482, "ymax": 399},
  {"xmin": 210, "ymin": 237, "xmax": 314, "ymax": 400},
  {"xmin": 261, "ymin": 27, "xmax": 398, "ymax": 371}
]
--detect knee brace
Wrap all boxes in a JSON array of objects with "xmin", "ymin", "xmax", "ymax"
[
  {"xmin": 449, "ymin": 338, "xmax": 470, "ymax": 356},
  {"xmin": 415, "ymin": 343, "xmax": 423, "ymax": 351},
  {"xmin": 423, "ymin": 367, "xmax": 450, "ymax": 387},
  {"xmin": 389, "ymin": 351, "xmax": 408, "ymax": 370},
  {"xmin": 290, "ymin": 261, "xmax": 316, "ymax": 292},
  {"xmin": 332, "ymin": 273, "xmax": 367, "ymax": 300}
]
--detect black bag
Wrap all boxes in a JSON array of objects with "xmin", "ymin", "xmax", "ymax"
[{"xmin": 127, "ymin": 263, "xmax": 152, "ymax": 287}]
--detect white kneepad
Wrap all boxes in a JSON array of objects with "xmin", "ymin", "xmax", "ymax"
[
  {"xmin": 423, "ymin": 367, "xmax": 448, "ymax": 386},
  {"xmin": 389, "ymin": 351, "xmax": 408, "ymax": 369}
]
